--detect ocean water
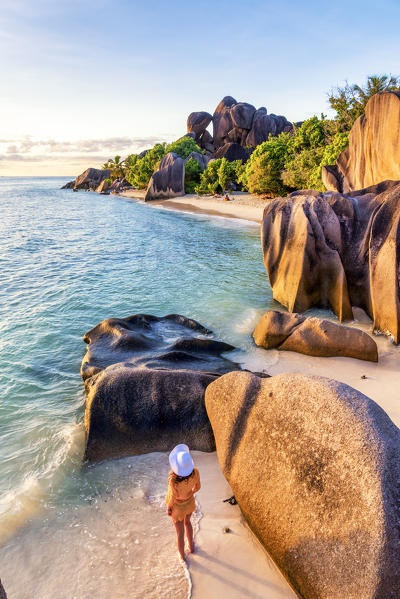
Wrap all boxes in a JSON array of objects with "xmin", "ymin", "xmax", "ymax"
[{"xmin": 0, "ymin": 177, "xmax": 276, "ymax": 597}]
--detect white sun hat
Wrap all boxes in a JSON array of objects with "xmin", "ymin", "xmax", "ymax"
[{"xmin": 169, "ymin": 444, "xmax": 194, "ymax": 477}]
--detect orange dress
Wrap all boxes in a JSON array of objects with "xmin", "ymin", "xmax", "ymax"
[{"xmin": 165, "ymin": 468, "xmax": 201, "ymax": 523}]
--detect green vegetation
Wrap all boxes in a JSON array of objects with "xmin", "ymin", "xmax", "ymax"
[
  {"xmin": 103, "ymin": 74, "xmax": 398, "ymax": 197},
  {"xmin": 239, "ymin": 133, "xmax": 291, "ymax": 195},
  {"xmin": 281, "ymin": 118, "xmax": 349, "ymax": 191},
  {"xmin": 102, "ymin": 155, "xmax": 126, "ymax": 181},
  {"xmin": 125, "ymin": 143, "xmax": 166, "ymax": 189},
  {"xmin": 328, "ymin": 74, "xmax": 400, "ymax": 129},
  {"xmin": 165, "ymin": 136, "xmax": 203, "ymax": 159},
  {"xmin": 184, "ymin": 157, "xmax": 204, "ymax": 193},
  {"xmin": 123, "ymin": 136, "xmax": 204, "ymax": 189},
  {"xmin": 195, "ymin": 158, "xmax": 244, "ymax": 195},
  {"xmin": 237, "ymin": 74, "xmax": 397, "ymax": 195}
]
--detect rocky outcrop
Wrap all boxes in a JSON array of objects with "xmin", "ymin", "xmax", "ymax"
[
  {"xmin": 187, "ymin": 96, "xmax": 292, "ymax": 156},
  {"xmin": 144, "ymin": 152, "xmax": 185, "ymax": 201},
  {"xmin": 205, "ymin": 371, "xmax": 400, "ymax": 599},
  {"xmin": 72, "ymin": 168, "xmax": 111, "ymax": 191},
  {"xmin": 81, "ymin": 313, "xmax": 238, "ymax": 461},
  {"xmin": 185, "ymin": 151, "xmax": 210, "ymax": 170},
  {"xmin": 109, "ymin": 177, "xmax": 132, "ymax": 194},
  {"xmin": 96, "ymin": 179, "xmax": 110, "ymax": 194},
  {"xmin": 61, "ymin": 180, "xmax": 75, "ymax": 189},
  {"xmin": 187, "ymin": 111, "xmax": 213, "ymax": 140},
  {"xmin": 253, "ymin": 310, "xmax": 378, "ymax": 361},
  {"xmin": 324, "ymin": 91, "xmax": 400, "ymax": 192},
  {"xmin": 214, "ymin": 142, "xmax": 250, "ymax": 162},
  {"xmin": 262, "ymin": 191, "xmax": 353, "ymax": 321},
  {"xmin": 246, "ymin": 109, "xmax": 292, "ymax": 147},
  {"xmin": 261, "ymin": 182, "xmax": 400, "ymax": 342}
]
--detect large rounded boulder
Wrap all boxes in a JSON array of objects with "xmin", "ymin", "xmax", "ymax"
[
  {"xmin": 70, "ymin": 167, "xmax": 111, "ymax": 191},
  {"xmin": 325, "ymin": 91, "xmax": 400, "ymax": 192},
  {"xmin": 205, "ymin": 371, "xmax": 400, "ymax": 599},
  {"xmin": 212, "ymin": 96, "xmax": 237, "ymax": 149},
  {"xmin": 261, "ymin": 191, "xmax": 353, "ymax": 321},
  {"xmin": 187, "ymin": 111, "xmax": 213, "ymax": 140},
  {"xmin": 81, "ymin": 313, "xmax": 238, "ymax": 461},
  {"xmin": 144, "ymin": 152, "xmax": 185, "ymax": 201},
  {"xmin": 261, "ymin": 182, "xmax": 400, "ymax": 341},
  {"xmin": 253, "ymin": 310, "xmax": 378, "ymax": 362}
]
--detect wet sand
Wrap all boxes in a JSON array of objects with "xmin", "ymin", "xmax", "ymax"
[{"xmin": 191, "ymin": 452, "xmax": 297, "ymax": 599}]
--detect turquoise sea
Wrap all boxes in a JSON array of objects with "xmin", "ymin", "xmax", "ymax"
[{"xmin": 0, "ymin": 177, "xmax": 276, "ymax": 598}]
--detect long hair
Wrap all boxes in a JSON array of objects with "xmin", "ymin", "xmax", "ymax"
[{"xmin": 172, "ymin": 469, "xmax": 194, "ymax": 484}]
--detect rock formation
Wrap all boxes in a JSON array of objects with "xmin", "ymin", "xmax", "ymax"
[
  {"xmin": 61, "ymin": 180, "xmax": 75, "ymax": 189},
  {"xmin": 81, "ymin": 313, "xmax": 238, "ymax": 461},
  {"xmin": 95, "ymin": 179, "xmax": 110, "ymax": 194},
  {"xmin": 144, "ymin": 152, "xmax": 185, "ymax": 201},
  {"xmin": 261, "ymin": 181, "xmax": 400, "ymax": 342},
  {"xmin": 68, "ymin": 167, "xmax": 111, "ymax": 191},
  {"xmin": 205, "ymin": 371, "xmax": 400, "ymax": 599},
  {"xmin": 253, "ymin": 310, "xmax": 378, "ymax": 361},
  {"xmin": 187, "ymin": 111, "xmax": 213, "ymax": 141},
  {"xmin": 108, "ymin": 177, "xmax": 132, "ymax": 194},
  {"xmin": 144, "ymin": 151, "xmax": 211, "ymax": 201},
  {"xmin": 323, "ymin": 91, "xmax": 400, "ymax": 192},
  {"xmin": 214, "ymin": 142, "xmax": 250, "ymax": 162},
  {"xmin": 187, "ymin": 96, "xmax": 292, "ymax": 155}
]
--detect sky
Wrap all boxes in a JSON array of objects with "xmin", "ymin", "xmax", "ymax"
[{"xmin": 1, "ymin": 0, "xmax": 400, "ymax": 176}]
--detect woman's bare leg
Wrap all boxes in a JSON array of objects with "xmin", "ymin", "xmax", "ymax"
[
  {"xmin": 174, "ymin": 520, "xmax": 185, "ymax": 560},
  {"xmin": 184, "ymin": 514, "xmax": 194, "ymax": 553}
]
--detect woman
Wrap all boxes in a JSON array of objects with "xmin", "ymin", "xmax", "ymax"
[{"xmin": 165, "ymin": 444, "xmax": 201, "ymax": 561}]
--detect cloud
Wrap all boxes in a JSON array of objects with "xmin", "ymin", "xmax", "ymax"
[
  {"xmin": 0, "ymin": 135, "xmax": 168, "ymax": 156},
  {"xmin": 0, "ymin": 133, "xmax": 178, "ymax": 175}
]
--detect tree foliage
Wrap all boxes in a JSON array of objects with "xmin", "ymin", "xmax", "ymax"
[
  {"xmin": 195, "ymin": 158, "xmax": 243, "ymax": 195},
  {"xmin": 165, "ymin": 136, "xmax": 203, "ymax": 159},
  {"xmin": 240, "ymin": 133, "xmax": 291, "ymax": 195},
  {"xmin": 102, "ymin": 155, "xmax": 126, "ymax": 181},
  {"xmin": 125, "ymin": 144, "xmax": 166, "ymax": 189},
  {"xmin": 184, "ymin": 157, "xmax": 204, "ymax": 193},
  {"xmin": 106, "ymin": 74, "xmax": 399, "ymax": 197},
  {"xmin": 328, "ymin": 74, "xmax": 400, "ymax": 129}
]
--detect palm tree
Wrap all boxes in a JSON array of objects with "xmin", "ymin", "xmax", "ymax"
[
  {"xmin": 102, "ymin": 155, "xmax": 126, "ymax": 180},
  {"xmin": 352, "ymin": 74, "xmax": 400, "ymax": 110},
  {"xmin": 329, "ymin": 74, "xmax": 400, "ymax": 128}
]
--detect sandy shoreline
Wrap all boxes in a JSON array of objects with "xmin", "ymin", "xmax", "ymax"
[
  {"xmin": 117, "ymin": 186, "xmax": 400, "ymax": 598},
  {"xmin": 120, "ymin": 189, "xmax": 269, "ymax": 223},
  {"xmin": 190, "ymin": 321, "xmax": 400, "ymax": 599},
  {"xmin": 191, "ymin": 451, "xmax": 297, "ymax": 599}
]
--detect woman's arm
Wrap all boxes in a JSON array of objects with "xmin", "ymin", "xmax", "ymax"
[{"xmin": 192, "ymin": 469, "xmax": 201, "ymax": 493}]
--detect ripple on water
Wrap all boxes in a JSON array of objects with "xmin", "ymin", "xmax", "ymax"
[{"xmin": 0, "ymin": 177, "xmax": 274, "ymax": 597}]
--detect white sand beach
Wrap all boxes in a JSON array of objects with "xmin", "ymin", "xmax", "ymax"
[
  {"xmin": 190, "ymin": 324, "xmax": 400, "ymax": 599},
  {"xmin": 191, "ymin": 451, "xmax": 297, "ymax": 599},
  {"xmin": 120, "ymin": 190, "xmax": 269, "ymax": 223}
]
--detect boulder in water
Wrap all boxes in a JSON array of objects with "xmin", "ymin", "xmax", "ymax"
[
  {"xmin": 81, "ymin": 313, "xmax": 238, "ymax": 461},
  {"xmin": 72, "ymin": 168, "xmax": 111, "ymax": 191},
  {"xmin": 205, "ymin": 371, "xmax": 400, "ymax": 599}
]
